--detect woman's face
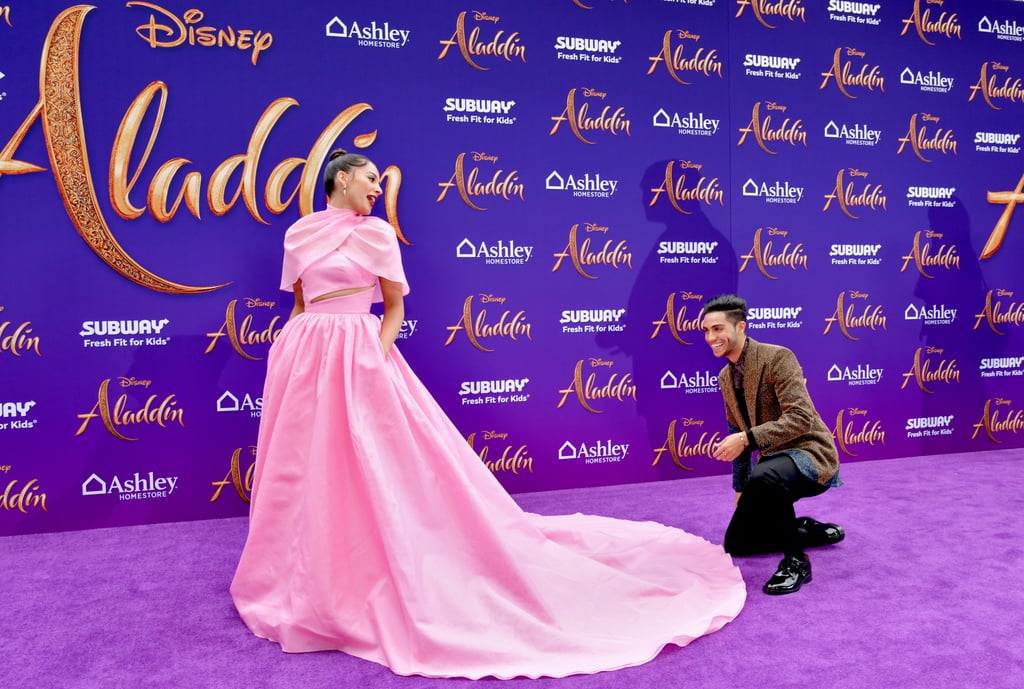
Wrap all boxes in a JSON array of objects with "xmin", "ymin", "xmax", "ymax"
[{"xmin": 335, "ymin": 163, "xmax": 382, "ymax": 214}]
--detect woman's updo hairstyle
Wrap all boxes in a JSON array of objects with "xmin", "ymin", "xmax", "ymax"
[{"xmin": 323, "ymin": 149, "xmax": 372, "ymax": 196}]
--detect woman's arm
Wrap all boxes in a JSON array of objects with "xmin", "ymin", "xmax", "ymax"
[
  {"xmin": 289, "ymin": 280, "xmax": 305, "ymax": 321},
  {"xmin": 379, "ymin": 277, "xmax": 405, "ymax": 356}
]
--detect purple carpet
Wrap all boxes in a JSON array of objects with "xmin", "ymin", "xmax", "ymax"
[{"xmin": 2, "ymin": 450, "xmax": 1022, "ymax": 689}]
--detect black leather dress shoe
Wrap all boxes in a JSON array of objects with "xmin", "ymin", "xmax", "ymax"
[
  {"xmin": 763, "ymin": 555, "xmax": 812, "ymax": 595},
  {"xmin": 795, "ymin": 516, "xmax": 845, "ymax": 548}
]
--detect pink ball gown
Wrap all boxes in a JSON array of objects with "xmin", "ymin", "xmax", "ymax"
[{"xmin": 230, "ymin": 206, "xmax": 746, "ymax": 679}]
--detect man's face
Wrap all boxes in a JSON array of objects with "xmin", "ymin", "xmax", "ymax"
[{"xmin": 701, "ymin": 311, "xmax": 746, "ymax": 362}]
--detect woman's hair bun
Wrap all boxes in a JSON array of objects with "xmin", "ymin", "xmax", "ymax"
[{"xmin": 328, "ymin": 149, "xmax": 348, "ymax": 161}]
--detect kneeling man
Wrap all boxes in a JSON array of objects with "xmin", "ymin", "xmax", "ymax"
[{"xmin": 701, "ymin": 294, "xmax": 844, "ymax": 595}]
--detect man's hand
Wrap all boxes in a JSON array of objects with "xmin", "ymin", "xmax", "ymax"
[{"xmin": 712, "ymin": 432, "xmax": 748, "ymax": 462}]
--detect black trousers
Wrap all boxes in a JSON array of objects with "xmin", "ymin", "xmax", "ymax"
[{"xmin": 724, "ymin": 453, "xmax": 828, "ymax": 559}]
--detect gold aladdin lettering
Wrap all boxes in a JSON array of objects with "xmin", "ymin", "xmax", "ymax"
[
  {"xmin": 437, "ymin": 11, "xmax": 525, "ymax": 69},
  {"xmin": 896, "ymin": 113, "xmax": 958, "ymax": 162},
  {"xmin": 1, "ymin": 479, "xmax": 48, "ymax": 514},
  {"xmin": 444, "ymin": 296, "xmax": 532, "ymax": 352},
  {"xmin": 75, "ymin": 378, "xmax": 184, "ymax": 441},
  {"xmin": 823, "ymin": 291, "xmax": 886, "ymax": 340},
  {"xmin": 436, "ymin": 152, "xmax": 524, "ymax": 211},
  {"xmin": 972, "ymin": 398, "xmax": 1024, "ymax": 443},
  {"xmin": 0, "ymin": 315, "xmax": 41, "ymax": 357},
  {"xmin": 652, "ymin": 419, "xmax": 722, "ymax": 470},
  {"xmin": 981, "ymin": 172, "xmax": 1024, "ymax": 260},
  {"xmin": 736, "ymin": 101, "xmax": 807, "ymax": 154},
  {"xmin": 205, "ymin": 299, "xmax": 283, "ymax": 361},
  {"xmin": 651, "ymin": 292, "xmax": 704, "ymax": 345},
  {"xmin": 900, "ymin": 347, "xmax": 960, "ymax": 393},
  {"xmin": 822, "ymin": 168, "xmax": 887, "ymax": 219},
  {"xmin": 648, "ymin": 160, "xmax": 724, "ymax": 214},
  {"xmin": 557, "ymin": 359, "xmax": 636, "ymax": 413},
  {"xmin": 735, "ymin": 0, "xmax": 806, "ymax": 29},
  {"xmin": 549, "ymin": 88, "xmax": 631, "ymax": 144},
  {"xmin": 832, "ymin": 408, "xmax": 885, "ymax": 457},
  {"xmin": 210, "ymin": 446, "xmax": 256, "ymax": 503},
  {"xmin": 647, "ymin": 30, "xmax": 723, "ymax": 85},
  {"xmin": 973, "ymin": 289, "xmax": 1024, "ymax": 335},
  {"xmin": 552, "ymin": 223, "xmax": 632, "ymax": 278},
  {"xmin": 738, "ymin": 228, "xmax": 808, "ymax": 279},
  {"xmin": 899, "ymin": 0, "xmax": 961, "ymax": 46},
  {"xmin": 899, "ymin": 230, "xmax": 960, "ymax": 277},
  {"xmin": 0, "ymin": 6, "xmax": 407, "ymax": 294},
  {"xmin": 968, "ymin": 62, "xmax": 1024, "ymax": 111},
  {"xmin": 467, "ymin": 433, "xmax": 533, "ymax": 475},
  {"xmin": 819, "ymin": 47, "xmax": 885, "ymax": 98}
]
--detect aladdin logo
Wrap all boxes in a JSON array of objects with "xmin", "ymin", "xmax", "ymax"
[
  {"xmin": 832, "ymin": 407, "xmax": 885, "ymax": 457},
  {"xmin": 547, "ymin": 170, "xmax": 619, "ymax": 198},
  {"xmin": 828, "ymin": 2, "xmax": 882, "ymax": 26},
  {"xmin": 549, "ymin": 88, "xmax": 631, "ymax": 143},
  {"xmin": 554, "ymin": 36, "xmax": 622, "ymax": 64},
  {"xmin": 443, "ymin": 98, "xmax": 517, "ymax": 125},
  {"xmin": 978, "ymin": 17, "xmax": 1024, "ymax": 44},
  {"xmin": 981, "ymin": 172, "xmax": 1024, "ymax": 259},
  {"xmin": 901, "ymin": 346, "xmax": 960, "ymax": 393},
  {"xmin": 830, "ymin": 243, "xmax": 881, "ymax": 266},
  {"xmin": 457, "ymin": 238, "xmax": 533, "ymax": 265},
  {"xmin": 660, "ymin": 369, "xmax": 718, "ymax": 394},
  {"xmin": 0, "ymin": 400, "xmax": 38, "ymax": 431},
  {"xmin": 905, "ymin": 303, "xmax": 957, "ymax": 327},
  {"xmin": 468, "ymin": 432, "xmax": 533, "ymax": 474},
  {"xmin": 969, "ymin": 61, "xmax": 1024, "ymax": 110},
  {"xmin": 827, "ymin": 363, "xmax": 883, "ymax": 386},
  {"xmin": 823, "ymin": 290, "xmax": 886, "ymax": 340},
  {"xmin": 647, "ymin": 160, "xmax": 724, "ymax": 214},
  {"xmin": 737, "ymin": 101, "xmax": 807, "ymax": 153},
  {"xmin": 900, "ymin": 230, "xmax": 960, "ymax": 277},
  {"xmin": 824, "ymin": 120, "xmax": 881, "ymax": 147},
  {"xmin": 437, "ymin": 152, "xmax": 525, "ymax": 211},
  {"xmin": 560, "ymin": 309, "xmax": 626, "ymax": 334},
  {"xmin": 75, "ymin": 378, "xmax": 184, "ymax": 441},
  {"xmin": 899, "ymin": 67, "xmax": 954, "ymax": 94},
  {"xmin": 129, "ymin": 3, "xmax": 273, "ymax": 65},
  {"xmin": 819, "ymin": 47, "xmax": 885, "ymax": 98},
  {"xmin": 558, "ymin": 439, "xmax": 629, "ymax": 465},
  {"xmin": 659, "ymin": 239, "xmax": 720, "ymax": 267},
  {"xmin": 823, "ymin": 168, "xmax": 887, "ymax": 218},
  {"xmin": 646, "ymin": 29, "xmax": 723, "ymax": 85},
  {"xmin": 973, "ymin": 289, "xmax": 1024, "ymax": 335},
  {"xmin": 907, "ymin": 185, "xmax": 955, "ymax": 209},
  {"xmin": 652, "ymin": 417, "xmax": 721, "ymax": 471},
  {"xmin": 552, "ymin": 223, "xmax": 632, "ymax": 278},
  {"xmin": 652, "ymin": 109, "xmax": 720, "ymax": 137},
  {"xmin": 82, "ymin": 471, "xmax": 178, "ymax": 500},
  {"xmin": 896, "ymin": 113, "xmax": 957, "ymax": 161},
  {"xmin": 979, "ymin": 356, "xmax": 1024, "ymax": 379},
  {"xmin": 444, "ymin": 295, "xmax": 532, "ymax": 352},
  {"xmin": 557, "ymin": 358, "xmax": 636, "ymax": 414},
  {"xmin": 204, "ymin": 299, "xmax": 282, "ymax": 361},
  {"xmin": 0, "ymin": 478, "xmax": 48, "ymax": 514},
  {"xmin": 210, "ymin": 446, "xmax": 255, "ymax": 504},
  {"xmin": 651, "ymin": 290, "xmax": 704, "ymax": 345},
  {"xmin": 900, "ymin": 0, "xmax": 962, "ymax": 45},
  {"xmin": 0, "ymin": 310, "xmax": 41, "ymax": 357},
  {"xmin": 734, "ymin": 0, "xmax": 806, "ymax": 29},
  {"xmin": 437, "ymin": 10, "xmax": 525, "ymax": 69},
  {"xmin": 216, "ymin": 390, "xmax": 262, "ymax": 416},
  {"xmin": 975, "ymin": 131, "xmax": 1022, "ymax": 154},
  {"xmin": 0, "ymin": 7, "xmax": 407, "ymax": 293},
  {"xmin": 972, "ymin": 398, "xmax": 1024, "ymax": 443},
  {"xmin": 742, "ymin": 178, "xmax": 804, "ymax": 204},
  {"xmin": 742, "ymin": 53, "xmax": 802, "ymax": 80},
  {"xmin": 739, "ymin": 227, "xmax": 808, "ymax": 279},
  {"xmin": 324, "ymin": 16, "xmax": 408, "ymax": 49}
]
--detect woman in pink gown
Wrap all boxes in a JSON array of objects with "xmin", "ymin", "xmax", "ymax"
[{"xmin": 230, "ymin": 150, "xmax": 747, "ymax": 679}]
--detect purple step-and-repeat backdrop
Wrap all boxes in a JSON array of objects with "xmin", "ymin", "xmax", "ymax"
[{"xmin": 2, "ymin": 0, "xmax": 1023, "ymax": 535}]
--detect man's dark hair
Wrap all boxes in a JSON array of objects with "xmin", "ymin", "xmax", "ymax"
[{"xmin": 704, "ymin": 294, "xmax": 747, "ymax": 325}]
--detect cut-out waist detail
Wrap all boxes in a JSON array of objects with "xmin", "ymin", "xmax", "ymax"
[{"xmin": 303, "ymin": 288, "xmax": 375, "ymax": 314}]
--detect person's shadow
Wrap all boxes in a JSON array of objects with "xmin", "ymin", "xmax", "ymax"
[{"xmin": 599, "ymin": 160, "xmax": 738, "ymax": 474}]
